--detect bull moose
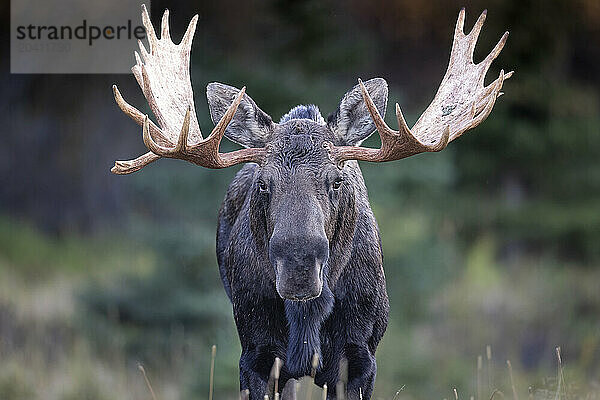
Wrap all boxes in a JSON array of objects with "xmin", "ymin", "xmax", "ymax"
[{"xmin": 111, "ymin": 5, "xmax": 511, "ymax": 399}]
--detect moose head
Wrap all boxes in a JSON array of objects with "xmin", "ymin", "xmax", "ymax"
[{"xmin": 111, "ymin": 5, "xmax": 511, "ymax": 399}]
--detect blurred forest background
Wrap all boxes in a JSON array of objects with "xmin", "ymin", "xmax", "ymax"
[{"xmin": 2, "ymin": 0, "xmax": 600, "ymax": 399}]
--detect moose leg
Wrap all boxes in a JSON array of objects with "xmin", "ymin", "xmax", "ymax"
[
  {"xmin": 315, "ymin": 344, "xmax": 376, "ymax": 400},
  {"xmin": 239, "ymin": 350, "xmax": 269, "ymax": 400},
  {"xmin": 345, "ymin": 344, "xmax": 377, "ymax": 400}
]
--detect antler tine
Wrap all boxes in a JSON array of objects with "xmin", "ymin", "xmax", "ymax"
[
  {"xmin": 453, "ymin": 9, "xmax": 489, "ymax": 66},
  {"xmin": 455, "ymin": 8, "xmax": 466, "ymax": 36},
  {"xmin": 467, "ymin": 10, "xmax": 487, "ymax": 59},
  {"xmin": 143, "ymin": 115, "xmax": 169, "ymax": 154},
  {"xmin": 471, "ymin": 70, "xmax": 505, "ymax": 126},
  {"xmin": 111, "ymin": 152, "xmax": 160, "ymax": 175},
  {"xmin": 113, "ymin": 84, "xmax": 152, "ymax": 130},
  {"xmin": 132, "ymin": 51, "xmax": 144, "ymax": 87},
  {"xmin": 479, "ymin": 68, "xmax": 513, "ymax": 102},
  {"xmin": 181, "ymin": 14, "xmax": 199, "ymax": 49},
  {"xmin": 112, "ymin": 84, "xmax": 145, "ymax": 125},
  {"xmin": 393, "ymin": 102, "xmax": 449, "ymax": 150},
  {"xmin": 113, "ymin": 84, "xmax": 173, "ymax": 148},
  {"xmin": 141, "ymin": 4, "xmax": 158, "ymax": 53},
  {"xmin": 483, "ymin": 31, "xmax": 509, "ymax": 68},
  {"xmin": 161, "ymin": 9, "xmax": 170, "ymax": 41},
  {"xmin": 137, "ymin": 39, "xmax": 150, "ymax": 62},
  {"xmin": 207, "ymin": 87, "xmax": 246, "ymax": 142},
  {"xmin": 142, "ymin": 106, "xmax": 191, "ymax": 156},
  {"xmin": 358, "ymin": 79, "xmax": 399, "ymax": 139},
  {"xmin": 175, "ymin": 106, "xmax": 191, "ymax": 152},
  {"xmin": 450, "ymin": 68, "xmax": 507, "ymax": 141}
]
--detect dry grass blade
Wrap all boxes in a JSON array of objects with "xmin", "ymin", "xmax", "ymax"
[
  {"xmin": 311, "ymin": 353, "xmax": 319, "ymax": 378},
  {"xmin": 528, "ymin": 386, "xmax": 534, "ymax": 400},
  {"xmin": 138, "ymin": 363, "xmax": 158, "ymax": 400},
  {"xmin": 478, "ymin": 355, "xmax": 483, "ymax": 400},
  {"xmin": 209, "ymin": 345, "xmax": 217, "ymax": 400},
  {"xmin": 554, "ymin": 375, "xmax": 562, "ymax": 400},
  {"xmin": 392, "ymin": 385, "xmax": 406, "ymax": 400},
  {"xmin": 507, "ymin": 360, "xmax": 519, "ymax": 400},
  {"xmin": 273, "ymin": 357, "xmax": 282, "ymax": 396},
  {"xmin": 556, "ymin": 347, "xmax": 569, "ymax": 400},
  {"xmin": 487, "ymin": 345, "xmax": 493, "ymax": 394},
  {"xmin": 307, "ymin": 353, "xmax": 319, "ymax": 400},
  {"xmin": 490, "ymin": 389, "xmax": 505, "ymax": 400},
  {"xmin": 337, "ymin": 358, "xmax": 348, "ymax": 400}
]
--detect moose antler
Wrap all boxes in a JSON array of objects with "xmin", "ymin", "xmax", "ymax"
[
  {"xmin": 112, "ymin": 5, "xmax": 266, "ymax": 174},
  {"xmin": 330, "ymin": 9, "xmax": 513, "ymax": 163}
]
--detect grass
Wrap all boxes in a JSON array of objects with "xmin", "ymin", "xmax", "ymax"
[
  {"xmin": 130, "ymin": 345, "xmax": 598, "ymax": 400},
  {"xmin": 1, "ymin": 269, "xmax": 598, "ymax": 400},
  {"xmin": 1, "ymin": 215, "xmax": 599, "ymax": 400}
]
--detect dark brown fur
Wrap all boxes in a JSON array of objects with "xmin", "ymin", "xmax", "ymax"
[{"xmin": 211, "ymin": 79, "xmax": 390, "ymax": 400}]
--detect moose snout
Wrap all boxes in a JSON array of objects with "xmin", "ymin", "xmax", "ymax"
[{"xmin": 269, "ymin": 234, "xmax": 329, "ymax": 301}]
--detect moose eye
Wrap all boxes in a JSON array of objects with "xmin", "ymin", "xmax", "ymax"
[
  {"xmin": 258, "ymin": 181, "xmax": 269, "ymax": 193},
  {"xmin": 332, "ymin": 178, "xmax": 343, "ymax": 190}
]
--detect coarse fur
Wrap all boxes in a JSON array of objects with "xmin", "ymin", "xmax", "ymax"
[{"xmin": 213, "ymin": 78, "xmax": 390, "ymax": 400}]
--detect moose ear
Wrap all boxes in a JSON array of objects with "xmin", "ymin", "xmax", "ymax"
[
  {"xmin": 206, "ymin": 83, "xmax": 274, "ymax": 148},
  {"xmin": 327, "ymin": 78, "xmax": 388, "ymax": 146}
]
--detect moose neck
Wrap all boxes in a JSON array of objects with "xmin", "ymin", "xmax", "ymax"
[{"xmin": 248, "ymin": 159, "xmax": 364, "ymax": 375}]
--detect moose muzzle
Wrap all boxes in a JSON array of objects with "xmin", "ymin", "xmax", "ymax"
[{"xmin": 269, "ymin": 232, "xmax": 329, "ymax": 301}]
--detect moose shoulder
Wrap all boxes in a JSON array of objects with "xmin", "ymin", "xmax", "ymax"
[{"xmin": 111, "ymin": 5, "xmax": 511, "ymax": 400}]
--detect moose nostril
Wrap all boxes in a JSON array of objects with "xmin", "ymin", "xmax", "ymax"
[{"xmin": 269, "ymin": 235, "xmax": 329, "ymax": 265}]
